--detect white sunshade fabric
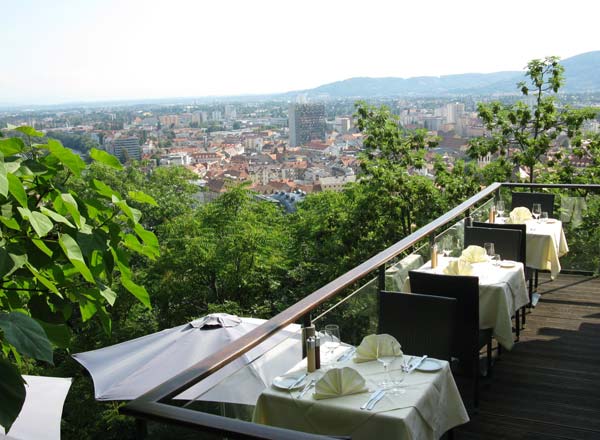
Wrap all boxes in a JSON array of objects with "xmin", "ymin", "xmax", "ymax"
[
  {"xmin": 72, "ymin": 313, "xmax": 301, "ymax": 405},
  {"xmin": 0, "ymin": 375, "xmax": 72, "ymax": 440}
]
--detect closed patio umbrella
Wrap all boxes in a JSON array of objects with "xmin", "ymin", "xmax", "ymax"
[{"xmin": 72, "ymin": 313, "xmax": 301, "ymax": 405}]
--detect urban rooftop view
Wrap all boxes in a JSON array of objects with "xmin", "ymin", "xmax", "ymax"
[{"xmin": 1, "ymin": 1, "xmax": 600, "ymax": 439}]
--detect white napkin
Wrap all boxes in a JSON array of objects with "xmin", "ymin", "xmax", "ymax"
[
  {"xmin": 443, "ymin": 258, "xmax": 474, "ymax": 275},
  {"xmin": 353, "ymin": 334, "xmax": 403, "ymax": 363},
  {"xmin": 460, "ymin": 245, "xmax": 488, "ymax": 263},
  {"xmin": 508, "ymin": 206, "xmax": 533, "ymax": 224},
  {"xmin": 313, "ymin": 367, "xmax": 368, "ymax": 400}
]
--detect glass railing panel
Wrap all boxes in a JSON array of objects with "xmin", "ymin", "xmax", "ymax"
[{"xmin": 554, "ymin": 190, "xmax": 599, "ymax": 273}]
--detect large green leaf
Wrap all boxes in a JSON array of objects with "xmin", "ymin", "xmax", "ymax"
[
  {"xmin": 0, "ymin": 137, "xmax": 25, "ymax": 156},
  {"xmin": 31, "ymin": 238, "xmax": 53, "ymax": 257},
  {"xmin": 92, "ymin": 179, "xmax": 117, "ymax": 199},
  {"xmin": 25, "ymin": 263, "xmax": 62, "ymax": 297},
  {"xmin": 98, "ymin": 283, "xmax": 117, "ymax": 306},
  {"xmin": 58, "ymin": 234, "xmax": 94, "ymax": 283},
  {"xmin": 36, "ymin": 320, "xmax": 72, "ymax": 349},
  {"xmin": 47, "ymin": 139, "xmax": 86, "ymax": 176},
  {"xmin": 121, "ymin": 274, "xmax": 151, "ymax": 309},
  {"xmin": 29, "ymin": 211, "xmax": 54, "ymax": 237},
  {"xmin": 0, "ymin": 357, "xmax": 26, "ymax": 432},
  {"xmin": 14, "ymin": 126, "xmax": 43, "ymax": 138},
  {"xmin": 128, "ymin": 190, "xmax": 158, "ymax": 206},
  {"xmin": 90, "ymin": 148, "xmax": 122, "ymax": 169},
  {"xmin": 0, "ymin": 161, "xmax": 7, "ymax": 197},
  {"xmin": 0, "ymin": 312, "xmax": 53, "ymax": 363},
  {"xmin": 7, "ymin": 174, "xmax": 27, "ymax": 208},
  {"xmin": 59, "ymin": 193, "xmax": 81, "ymax": 228},
  {"xmin": 134, "ymin": 223, "xmax": 159, "ymax": 249},
  {"xmin": 0, "ymin": 250, "xmax": 27, "ymax": 278},
  {"xmin": 40, "ymin": 207, "xmax": 75, "ymax": 228}
]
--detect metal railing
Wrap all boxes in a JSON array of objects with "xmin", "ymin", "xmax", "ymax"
[{"xmin": 121, "ymin": 182, "xmax": 600, "ymax": 439}]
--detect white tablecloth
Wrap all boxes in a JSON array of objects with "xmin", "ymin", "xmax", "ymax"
[
  {"xmin": 406, "ymin": 257, "xmax": 529, "ymax": 350},
  {"xmin": 253, "ymin": 351, "xmax": 469, "ymax": 440},
  {"xmin": 495, "ymin": 218, "xmax": 569, "ymax": 278}
]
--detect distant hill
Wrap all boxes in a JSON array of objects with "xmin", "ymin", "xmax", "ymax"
[{"xmin": 289, "ymin": 51, "xmax": 600, "ymax": 98}]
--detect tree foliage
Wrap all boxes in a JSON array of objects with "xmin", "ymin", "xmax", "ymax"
[
  {"xmin": 0, "ymin": 127, "xmax": 158, "ymax": 431},
  {"xmin": 468, "ymin": 56, "xmax": 597, "ymax": 183}
]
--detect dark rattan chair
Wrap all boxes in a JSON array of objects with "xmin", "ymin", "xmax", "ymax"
[
  {"xmin": 378, "ymin": 291, "xmax": 457, "ymax": 362},
  {"xmin": 511, "ymin": 192, "xmax": 555, "ymax": 218},
  {"xmin": 464, "ymin": 225, "xmax": 524, "ymax": 338},
  {"xmin": 472, "ymin": 221, "xmax": 531, "ymax": 328},
  {"xmin": 408, "ymin": 271, "xmax": 491, "ymax": 409}
]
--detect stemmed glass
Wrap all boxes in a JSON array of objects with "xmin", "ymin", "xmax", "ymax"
[
  {"xmin": 484, "ymin": 242, "xmax": 495, "ymax": 261},
  {"xmin": 324, "ymin": 324, "xmax": 340, "ymax": 365},
  {"xmin": 532, "ymin": 203, "xmax": 542, "ymax": 223},
  {"xmin": 441, "ymin": 235, "xmax": 453, "ymax": 257},
  {"xmin": 376, "ymin": 339, "xmax": 395, "ymax": 388},
  {"xmin": 376, "ymin": 339, "xmax": 405, "ymax": 394},
  {"xmin": 496, "ymin": 200, "xmax": 505, "ymax": 222}
]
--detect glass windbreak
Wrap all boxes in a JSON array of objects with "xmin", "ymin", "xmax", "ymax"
[{"xmin": 553, "ymin": 190, "xmax": 599, "ymax": 273}]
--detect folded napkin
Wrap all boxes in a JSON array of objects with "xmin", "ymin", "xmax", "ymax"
[
  {"xmin": 460, "ymin": 245, "xmax": 488, "ymax": 263},
  {"xmin": 353, "ymin": 333, "xmax": 402, "ymax": 363},
  {"xmin": 443, "ymin": 258, "xmax": 474, "ymax": 275},
  {"xmin": 508, "ymin": 206, "xmax": 533, "ymax": 224},
  {"xmin": 313, "ymin": 367, "xmax": 368, "ymax": 400}
]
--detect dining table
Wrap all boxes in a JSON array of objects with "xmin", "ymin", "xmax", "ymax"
[
  {"xmin": 405, "ymin": 256, "xmax": 529, "ymax": 350},
  {"xmin": 253, "ymin": 347, "xmax": 469, "ymax": 440},
  {"xmin": 494, "ymin": 217, "xmax": 569, "ymax": 279}
]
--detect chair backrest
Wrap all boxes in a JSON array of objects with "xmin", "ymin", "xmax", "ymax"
[
  {"xmin": 378, "ymin": 291, "xmax": 456, "ymax": 361},
  {"xmin": 511, "ymin": 192, "xmax": 555, "ymax": 218},
  {"xmin": 464, "ymin": 226, "xmax": 523, "ymax": 263},
  {"xmin": 408, "ymin": 271, "xmax": 479, "ymax": 370},
  {"xmin": 472, "ymin": 221, "xmax": 526, "ymax": 264}
]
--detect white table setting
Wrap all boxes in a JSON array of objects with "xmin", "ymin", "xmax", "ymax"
[
  {"xmin": 253, "ymin": 334, "xmax": 469, "ymax": 440},
  {"xmin": 404, "ymin": 245, "xmax": 529, "ymax": 350},
  {"xmin": 494, "ymin": 206, "xmax": 569, "ymax": 279}
]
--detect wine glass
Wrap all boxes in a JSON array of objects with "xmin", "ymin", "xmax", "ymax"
[
  {"xmin": 376, "ymin": 339, "xmax": 405, "ymax": 394},
  {"xmin": 496, "ymin": 200, "xmax": 505, "ymax": 221},
  {"xmin": 376, "ymin": 339, "xmax": 395, "ymax": 388},
  {"xmin": 441, "ymin": 236, "xmax": 453, "ymax": 257},
  {"xmin": 532, "ymin": 203, "xmax": 542, "ymax": 223},
  {"xmin": 324, "ymin": 324, "xmax": 340, "ymax": 364},
  {"xmin": 484, "ymin": 242, "xmax": 495, "ymax": 260}
]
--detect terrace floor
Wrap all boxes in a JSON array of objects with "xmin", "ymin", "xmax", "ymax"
[{"xmin": 455, "ymin": 273, "xmax": 600, "ymax": 440}]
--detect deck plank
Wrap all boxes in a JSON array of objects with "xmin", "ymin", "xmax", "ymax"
[{"xmin": 455, "ymin": 274, "xmax": 600, "ymax": 440}]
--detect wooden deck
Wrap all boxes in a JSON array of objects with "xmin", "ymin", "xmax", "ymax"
[{"xmin": 456, "ymin": 273, "xmax": 600, "ymax": 440}]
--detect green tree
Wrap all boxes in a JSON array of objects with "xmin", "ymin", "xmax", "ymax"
[
  {"xmin": 355, "ymin": 102, "xmax": 441, "ymax": 235},
  {"xmin": 0, "ymin": 127, "xmax": 159, "ymax": 431},
  {"xmin": 468, "ymin": 56, "xmax": 597, "ymax": 183},
  {"xmin": 148, "ymin": 185, "xmax": 291, "ymax": 327}
]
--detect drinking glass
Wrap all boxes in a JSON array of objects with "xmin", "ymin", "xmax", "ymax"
[
  {"xmin": 493, "ymin": 254, "xmax": 501, "ymax": 266},
  {"xmin": 532, "ymin": 203, "xmax": 542, "ymax": 223},
  {"xmin": 441, "ymin": 235, "xmax": 453, "ymax": 257},
  {"xmin": 484, "ymin": 242, "xmax": 495, "ymax": 259},
  {"xmin": 540, "ymin": 211, "xmax": 548, "ymax": 223},
  {"xmin": 376, "ymin": 339, "xmax": 395, "ymax": 388},
  {"xmin": 324, "ymin": 324, "xmax": 340, "ymax": 363},
  {"xmin": 496, "ymin": 200, "xmax": 505, "ymax": 221}
]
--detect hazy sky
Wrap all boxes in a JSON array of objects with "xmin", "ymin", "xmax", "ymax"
[{"xmin": 2, "ymin": 0, "xmax": 598, "ymax": 105}]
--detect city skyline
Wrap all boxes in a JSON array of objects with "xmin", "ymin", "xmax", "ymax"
[{"xmin": 2, "ymin": 0, "xmax": 600, "ymax": 105}]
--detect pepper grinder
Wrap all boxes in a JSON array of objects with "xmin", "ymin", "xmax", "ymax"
[{"xmin": 306, "ymin": 337, "xmax": 316, "ymax": 373}]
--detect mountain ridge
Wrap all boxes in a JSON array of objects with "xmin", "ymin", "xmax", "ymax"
[{"xmin": 289, "ymin": 51, "xmax": 600, "ymax": 98}]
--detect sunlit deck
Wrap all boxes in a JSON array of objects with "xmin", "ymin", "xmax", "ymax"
[{"xmin": 456, "ymin": 273, "xmax": 600, "ymax": 440}]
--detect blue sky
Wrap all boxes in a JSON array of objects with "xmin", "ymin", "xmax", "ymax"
[{"xmin": 2, "ymin": 0, "xmax": 598, "ymax": 104}]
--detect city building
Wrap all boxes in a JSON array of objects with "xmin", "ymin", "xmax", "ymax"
[
  {"xmin": 110, "ymin": 137, "xmax": 141, "ymax": 163},
  {"xmin": 288, "ymin": 103, "xmax": 326, "ymax": 147}
]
